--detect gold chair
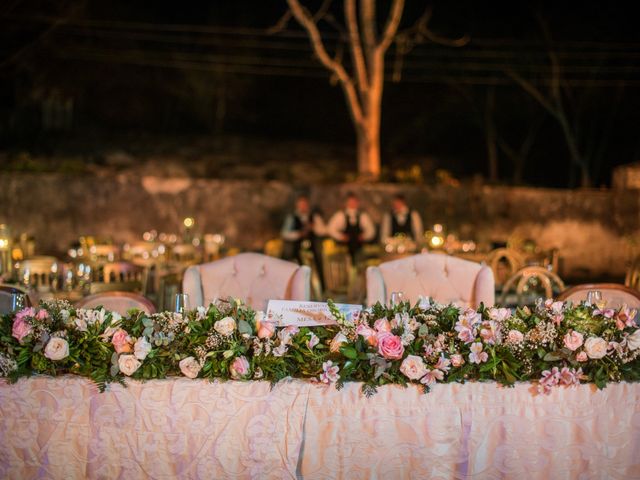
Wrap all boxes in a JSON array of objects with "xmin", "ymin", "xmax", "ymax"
[
  {"xmin": 486, "ymin": 248, "xmax": 526, "ymax": 287},
  {"xmin": 557, "ymin": 283, "xmax": 640, "ymax": 309},
  {"xmin": 626, "ymin": 257, "xmax": 640, "ymax": 291},
  {"xmin": 499, "ymin": 266, "xmax": 566, "ymax": 306},
  {"xmin": 321, "ymin": 238, "xmax": 352, "ymax": 296}
]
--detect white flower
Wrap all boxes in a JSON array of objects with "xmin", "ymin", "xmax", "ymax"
[
  {"xmin": 584, "ymin": 337, "xmax": 608, "ymax": 359},
  {"xmin": 134, "ymin": 336, "xmax": 152, "ymax": 360},
  {"xmin": 272, "ymin": 343, "xmax": 288, "ymax": 357},
  {"xmin": 418, "ymin": 296, "xmax": 431, "ymax": 309},
  {"xmin": 196, "ymin": 306, "xmax": 207, "ymax": 321},
  {"xmin": 179, "ymin": 356, "xmax": 202, "ymax": 378},
  {"xmin": 488, "ymin": 307, "xmax": 511, "ymax": 322},
  {"xmin": 329, "ymin": 333, "xmax": 348, "ymax": 353},
  {"xmin": 627, "ymin": 329, "xmax": 640, "ymax": 351},
  {"xmin": 74, "ymin": 317, "xmax": 88, "ymax": 332},
  {"xmin": 399, "ymin": 355, "xmax": 428, "ymax": 380},
  {"xmin": 44, "ymin": 337, "xmax": 69, "ymax": 361},
  {"xmin": 118, "ymin": 354, "xmax": 142, "ymax": 376},
  {"xmin": 400, "ymin": 331, "xmax": 415, "ymax": 346},
  {"xmin": 306, "ymin": 332, "xmax": 319, "ymax": 349},
  {"xmin": 214, "ymin": 316, "xmax": 237, "ymax": 336}
]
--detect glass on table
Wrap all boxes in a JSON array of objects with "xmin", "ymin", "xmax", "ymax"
[
  {"xmin": 586, "ymin": 290, "xmax": 603, "ymax": 308},
  {"xmin": 174, "ymin": 293, "xmax": 190, "ymax": 314},
  {"xmin": 390, "ymin": 291, "xmax": 405, "ymax": 307}
]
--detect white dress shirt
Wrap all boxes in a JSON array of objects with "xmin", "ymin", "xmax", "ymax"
[{"xmin": 327, "ymin": 209, "xmax": 376, "ymax": 243}]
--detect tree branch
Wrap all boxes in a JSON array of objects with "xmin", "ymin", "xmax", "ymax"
[
  {"xmin": 345, "ymin": 0, "xmax": 369, "ymax": 93},
  {"xmin": 286, "ymin": 0, "xmax": 363, "ymax": 124},
  {"xmin": 360, "ymin": 0, "xmax": 377, "ymax": 67},
  {"xmin": 378, "ymin": 0, "xmax": 404, "ymax": 53}
]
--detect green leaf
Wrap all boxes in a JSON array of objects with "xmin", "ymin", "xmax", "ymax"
[
  {"xmin": 543, "ymin": 352, "xmax": 562, "ymax": 362},
  {"xmin": 238, "ymin": 320, "xmax": 252, "ymax": 335},
  {"xmin": 340, "ymin": 346, "xmax": 358, "ymax": 360}
]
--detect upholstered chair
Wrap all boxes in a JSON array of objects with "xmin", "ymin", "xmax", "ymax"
[
  {"xmin": 75, "ymin": 291, "xmax": 156, "ymax": 316},
  {"xmin": 182, "ymin": 253, "xmax": 311, "ymax": 311},
  {"xmin": 366, "ymin": 253, "xmax": 495, "ymax": 308}
]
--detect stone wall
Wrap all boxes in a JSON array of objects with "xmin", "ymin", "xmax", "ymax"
[{"xmin": 1, "ymin": 173, "xmax": 638, "ymax": 281}]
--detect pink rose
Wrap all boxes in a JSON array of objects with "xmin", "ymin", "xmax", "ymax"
[
  {"xmin": 111, "ymin": 328, "xmax": 133, "ymax": 354},
  {"xmin": 563, "ymin": 330, "xmax": 584, "ymax": 351},
  {"xmin": 450, "ymin": 354, "xmax": 465, "ymax": 367},
  {"xmin": 229, "ymin": 355, "xmax": 250, "ymax": 379},
  {"xmin": 257, "ymin": 321, "xmax": 276, "ymax": 339},
  {"xmin": 374, "ymin": 318, "xmax": 392, "ymax": 333},
  {"xmin": 12, "ymin": 316, "xmax": 33, "ymax": 343},
  {"xmin": 356, "ymin": 324, "xmax": 378, "ymax": 346},
  {"xmin": 376, "ymin": 332, "xmax": 404, "ymax": 360},
  {"xmin": 36, "ymin": 309, "xmax": 49, "ymax": 321},
  {"xmin": 576, "ymin": 351, "xmax": 588, "ymax": 362}
]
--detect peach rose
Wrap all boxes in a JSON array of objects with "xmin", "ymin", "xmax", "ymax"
[
  {"xmin": 576, "ymin": 351, "xmax": 588, "ymax": 362},
  {"xmin": 563, "ymin": 330, "xmax": 584, "ymax": 351},
  {"xmin": 584, "ymin": 337, "xmax": 608, "ymax": 359},
  {"xmin": 179, "ymin": 356, "xmax": 202, "ymax": 379},
  {"xmin": 377, "ymin": 332, "xmax": 404, "ymax": 360},
  {"xmin": 111, "ymin": 329, "xmax": 133, "ymax": 354},
  {"xmin": 214, "ymin": 317, "xmax": 236, "ymax": 336},
  {"xmin": 229, "ymin": 355, "xmax": 250, "ymax": 379},
  {"xmin": 400, "ymin": 355, "xmax": 428, "ymax": 380}
]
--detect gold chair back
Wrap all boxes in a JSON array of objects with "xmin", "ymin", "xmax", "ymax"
[
  {"xmin": 626, "ymin": 257, "xmax": 640, "ymax": 291},
  {"xmin": 500, "ymin": 266, "xmax": 566, "ymax": 305},
  {"xmin": 264, "ymin": 238, "xmax": 284, "ymax": 258},
  {"xmin": 486, "ymin": 248, "xmax": 526, "ymax": 286},
  {"xmin": 321, "ymin": 239, "xmax": 352, "ymax": 295}
]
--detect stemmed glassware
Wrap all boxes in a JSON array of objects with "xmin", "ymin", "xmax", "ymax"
[
  {"xmin": 390, "ymin": 291, "xmax": 405, "ymax": 307},
  {"xmin": 174, "ymin": 294, "xmax": 190, "ymax": 314}
]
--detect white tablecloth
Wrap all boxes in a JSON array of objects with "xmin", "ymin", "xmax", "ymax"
[{"xmin": 1, "ymin": 377, "xmax": 639, "ymax": 479}]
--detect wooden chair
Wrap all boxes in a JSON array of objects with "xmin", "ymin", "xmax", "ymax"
[
  {"xmin": 321, "ymin": 238, "xmax": 352, "ymax": 296},
  {"xmin": 0, "ymin": 285, "xmax": 32, "ymax": 315},
  {"xmin": 486, "ymin": 248, "xmax": 526, "ymax": 287},
  {"xmin": 499, "ymin": 266, "xmax": 565, "ymax": 306},
  {"xmin": 557, "ymin": 283, "xmax": 640, "ymax": 309},
  {"xmin": 76, "ymin": 291, "xmax": 156, "ymax": 315},
  {"xmin": 626, "ymin": 258, "xmax": 640, "ymax": 291}
]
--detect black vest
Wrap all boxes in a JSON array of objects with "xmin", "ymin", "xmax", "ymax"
[{"xmin": 391, "ymin": 210, "xmax": 414, "ymax": 237}]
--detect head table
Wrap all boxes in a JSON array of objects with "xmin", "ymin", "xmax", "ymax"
[{"xmin": 0, "ymin": 377, "xmax": 638, "ymax": 479}]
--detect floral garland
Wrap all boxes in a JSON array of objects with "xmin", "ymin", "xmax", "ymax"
[{"xmin": 1, "ymin": 297, "xmax": 639, "ymax": 396}]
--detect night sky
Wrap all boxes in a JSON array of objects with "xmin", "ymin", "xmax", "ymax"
[{"xmin": 1, "ymin": 0, "xmax": 639, "ymax": 187}]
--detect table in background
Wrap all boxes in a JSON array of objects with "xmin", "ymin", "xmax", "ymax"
[{"xmin": 1, "ymin": 377, "xmax": 638, "ymax": 479}]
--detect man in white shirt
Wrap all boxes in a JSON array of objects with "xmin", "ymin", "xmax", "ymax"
[
  {"xmin": 380, "ymin": 194, "xmax": 424, "ymax": 244},
  {"xmin": 327, "ymin": 192, "xmax": 376, "ymax": 262}
]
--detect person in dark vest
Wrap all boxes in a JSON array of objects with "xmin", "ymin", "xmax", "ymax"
[
  {"xmin": 327, "ymin": 192, "xmax": 376, "ymax": 262},
  {"xmin": 380, "ymin": 194, "xmax": 424, "ymax": 244},
  {"xmin": 281, "ymin": 195, "xmax": 325, "ymax": 282}
]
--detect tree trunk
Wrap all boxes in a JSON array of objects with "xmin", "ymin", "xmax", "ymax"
[{"xmin": 356, "ymin": 123, "xmax": 380, "ymax": 179}]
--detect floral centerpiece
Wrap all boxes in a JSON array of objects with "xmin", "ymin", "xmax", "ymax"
[{"xmin": 1, "ymin": 296, "xmax": 638, "ymax": 396}]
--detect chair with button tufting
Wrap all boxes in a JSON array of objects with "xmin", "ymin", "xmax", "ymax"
[
  {"xmin": 182, "ymin": 252, "xmax": 311, "ymax": 311},
  {"xmin": 366, "ymin": 253, "xmax": 495, "ymax": 308}
]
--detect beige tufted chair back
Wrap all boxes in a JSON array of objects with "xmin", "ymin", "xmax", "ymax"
[
  {"xmin": 366, "ymin": 253, "xmax": 495, "ymax": 308},
  {"xmin": 182, "ymin": 253, "xmax": 311, "ymax": 311}
]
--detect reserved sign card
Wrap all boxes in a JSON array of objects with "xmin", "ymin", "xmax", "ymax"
[{"xmin": 266, "ymin": 300, "xmax": 362, "ymax": 327}]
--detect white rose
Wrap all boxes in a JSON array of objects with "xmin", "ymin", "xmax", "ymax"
[
  {"xmin": 44, "ymin": 337, "xmax": 69, "ymax": 361},
  {"xmin": 400, "ymin": 354, "xmax": 428, "ymax": 380},
  {"xmin": 627, "ymin": 329, "xmax": 640, "ymax": 351},
  {"xmin": 118, "ymin": 354, "xmax": 142, "ymax": 376},
  {"xmin": 179, "ymin": 356, "xmax": 202, "ymax": 379},
  {"xmin": 584, "ymin": 337, "xmax": 608, "ymax": 359},
  {"xmin": 214, "ymin": 316, "xmax": 237, "ymax": 336},
  {"xmin": 134, "ymin": 336, "xmax": 152, "ymax": 360},
  {"xmin": 329, "ymin": 333, "xmax": 348, "ymax": 353}
]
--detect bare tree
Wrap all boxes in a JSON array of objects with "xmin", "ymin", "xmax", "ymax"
[{"xmin": 280, "ymin": 0, "xmax": 467, "ymax": 180}]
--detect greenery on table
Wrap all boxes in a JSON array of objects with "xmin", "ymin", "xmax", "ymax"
[{"xmin": 1, "ymin": 296, "xmax": 638, "ymax": 396}]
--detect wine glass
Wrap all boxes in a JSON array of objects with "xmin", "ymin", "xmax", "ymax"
[
  {"xmin": 586, "ymin": 290, "xmax": 602, "ymax": 307},
  {"xmin": 390, "ymin": 291, "xmax": 405, "ymax": 307},
  {"xmin": 174, "ymin": 293, "xmax": 190, "ymax": 314}
]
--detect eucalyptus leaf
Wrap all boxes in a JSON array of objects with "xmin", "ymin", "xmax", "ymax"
[{"xmin": 238, "ymin": 320, "xmax": 252, "ymax": 335}]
